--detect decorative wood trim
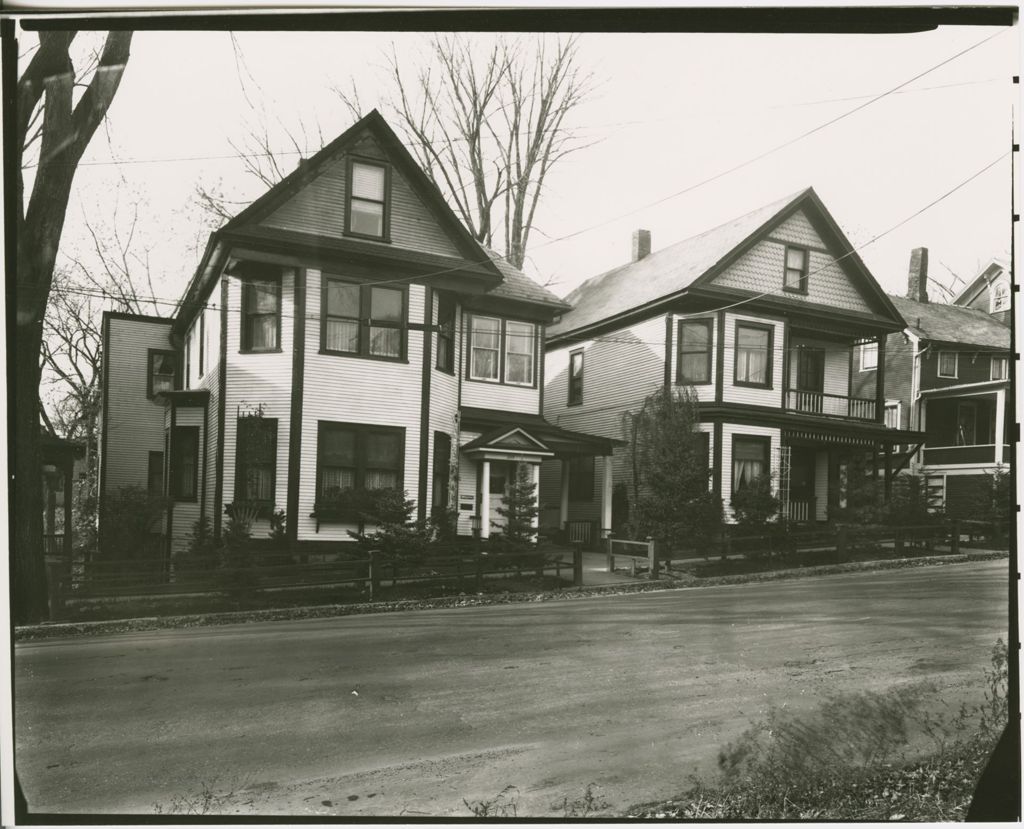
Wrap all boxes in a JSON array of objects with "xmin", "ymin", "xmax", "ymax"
[
  {"xmin": 766, "ymin": 235, "xmax": 830, "ymax": 255},
  {"xmin": 214, "ymin": 279, "xmax": 228, "ymax": 540},
  {"xmin": 715, "ymin": 311, "xmax": 726, "ymax": 403},
  {"xmin": 287, "ymin": 268, "xmax": 306, "ymax": 548},
  {"xmin": 418, "ymin": 286, "xmax": 433, "ymax": 523}
]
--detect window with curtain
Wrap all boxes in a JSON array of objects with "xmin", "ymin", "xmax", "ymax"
[
  {"xmin": 322, "ymin": 277, "xmax": 406, "ymax": 360},
  {"xmin": 783, "ymin": 246, "xmax": 808, "ymax": 292},
  {"xmin": 938, "ymin": 351, "xmax": 958, "ymax": 378},
  {"xmin": 317, "ymin": 423, "xmax": 405, "ymax": 498},
  {"xmin": 735, "ymin": 323, "xmax": 772, "ymax": 387},
  {"xmin": 435, "ymin": 293, "xmax": 456, "ymax": 373},
  {"xmin": 148, "ymin": 350, "xmax": 176, "ymax": 398},
  {"xmin": 505, "ymin": 321, "xmax": 535, "ymax": 385},
  {"xmin": 242, "ymin": 279, "xmax": 280, "ymax": 352},
  {"xmin": 568, "ymin": 350, "xmax": 584, "ymax": 404},
  {"xmin": 678, "ymin": 320, "xmax": 712, "ymax": 384},
  {"xmin": 235, "ymin": 417, "xmax": 277, "ymax": 509},
  {"xmin": 859, "ymin": 341, "xmax": 878, "ymax": 371},
  {"xmin": 470, "ymin": 316, "xmax": 501, "ymax": 380},
  {"xmin": 991, "ymin": 356, "xmax": 1009, "ymax": 381},
  {"xmin": 348, "ymin": 160, "xmax": 387, "ymax": 238},
  {"xmin": 170, "ymin": 426, "xmax": 199, "ymax": 502},
  {"xmin": 732, "ymin": 437, "xmax": 768, "ymax": 493}
]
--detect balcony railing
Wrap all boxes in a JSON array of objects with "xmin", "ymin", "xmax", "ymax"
[
  {"xmin": 921, "ymin": 444, "xmax": 1007, "ymax": 465},
  {"xmin": 785, "ymin": 390, "xmax": 876, "ymax": 421}
]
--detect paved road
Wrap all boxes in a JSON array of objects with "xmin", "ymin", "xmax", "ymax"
[{"xmin": 15, "ymin": 560, "xmax": 1010, "ymax": 818}]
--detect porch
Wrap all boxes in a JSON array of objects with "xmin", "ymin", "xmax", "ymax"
[{"xmin": 920, "ymin": 387, "xmax": 1010, "ymax": 468}]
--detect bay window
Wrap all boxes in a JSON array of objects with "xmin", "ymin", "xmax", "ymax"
[
  {"xmin": 734, "ymin": 323, "xmax": 773, "ymax": 387},
  {"xmin": 469, "ymin": 316, "xmax": 501, "ymax": 381},
  {"xmin": 322, "ymin": 275, "xmax": 406, "ymax": 360},
  {"xmin": 505, "ymin": 321, "xmax": 535, "ymax": 385}
]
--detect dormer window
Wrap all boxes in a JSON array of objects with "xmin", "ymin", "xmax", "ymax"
[
  {"xmin": 347, "ymin": 159, "xmax": 389, "ymax": 240},
  {"xmin": 992, "ymin": 280, "xmax": 1009, "ymax": 313}
]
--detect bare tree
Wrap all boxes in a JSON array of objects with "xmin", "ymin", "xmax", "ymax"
[{"xmin": 14, "ymin": 29, "xmax": 133, "ymax": 623}]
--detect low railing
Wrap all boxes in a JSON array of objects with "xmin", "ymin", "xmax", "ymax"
[
  {"xmin": 605, "ymin": 536, "xmax": 657, "ymax": 578},
  {"xmin": 785, "ymin": 390, "xmax": 876, "ymax": 421},
  {"xmin": 43, "ymin": 534, "xmax": 64, "ymax": 556},
  {"xmin": 787, "ymin": 498, "xmax": 817, "ymax": 524},
  {"xmin": 921, "ymin": 444, "xmax": 997, "ymax": 465}
]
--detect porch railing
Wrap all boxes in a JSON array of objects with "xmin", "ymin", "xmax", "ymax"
[
  {"xmin": 921, "ymin": 444, "xmax": 1000, "ymax": 465},
  {"xmin": 787, "ymin": 498, "xmax": 817, "ymax": 524},
  {"xmin": 785, "ymin": 390, "xmax": 876, "ymax": 421},
  {"xmin": 43, "ymin": 534, "xmax": 64, "ymax": 556}
]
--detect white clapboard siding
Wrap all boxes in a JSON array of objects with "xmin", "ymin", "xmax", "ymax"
[
  {"xmin": 427, "ymin": 293, "xmax": 462, "ymax": 514},
  {"xmin": 712, "ymin": 210, "xmax": 873, "ymax": 314},
  {"xmin": 788, "ymin": 335, "xmax": 849, "ymax": 398},
  {"xmin": 721, "ymin": 312, "xmax": 785, "ymax": 408},
  {"xmin": 720, "ymin": 423, "xmax": 781, "ymax": 523},
  {"xmin": 222, "ymin": 269, "xmax": 295, "ymax": 538},
  {"xmin": 102, "ymin": 316, "xmax": 174, "ymax": 494},
  {"xmin": 170, "ymin": 406, "xmax": 206, "ymax": 554},
  {"xmin": 456, "ymin": 432, "xmax": 481, "ymax": 536},
  {"xmin": 260, "ymin": 131, "xmax": 462, "ymax": 259},
  {"xmin": 296, "ymin": 271, "xmax": 426, "ymax": 542}
]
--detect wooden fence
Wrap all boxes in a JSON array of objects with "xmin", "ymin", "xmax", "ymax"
[{"xmin": 48, "ymin": 546, "xmax": 584, "ymax": 616}]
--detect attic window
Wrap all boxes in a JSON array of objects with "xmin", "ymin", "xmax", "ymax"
[
  {"xmin": 783, "ymin": 246, "xmax": 809, "ymax": 294},
  {"xmin": 992, "ymin": 281, "xmax": 1009, "ymax": 313},
  {"xmin": 347, "ymin": 159, "xmax": 389, "ymax": 240}
]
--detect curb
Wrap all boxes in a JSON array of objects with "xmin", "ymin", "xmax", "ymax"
[{"xmin": 14, "ymin": 551, "xmax": 1008, "ymax": 642}]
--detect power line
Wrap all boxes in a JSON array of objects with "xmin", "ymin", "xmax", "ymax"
[{"xmin": 533, "ymin": 28, "xmax": 1008, "ymax": 250}]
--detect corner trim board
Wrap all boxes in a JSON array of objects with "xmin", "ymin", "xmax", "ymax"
[
  {"xmin": 418, "ymin": 286, "xmax": 434, "ymax": 523},
  {"xmin": 214, "ymin": 279, "xmax": 228, "ymax": 539},
  {"xmin": 287, "ymin": 267, "xmax": 307, "ymax": 547}
]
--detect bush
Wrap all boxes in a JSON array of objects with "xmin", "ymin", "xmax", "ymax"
[
  {"xmin": 98, "ymin": 485, "xmax": 167, "ymax": 561},
  {"xmin": 175, "ymin": 517, "xmax": 222, "ymax": 576}
]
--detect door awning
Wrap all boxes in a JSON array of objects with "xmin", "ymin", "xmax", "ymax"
[{"xmin": 460, "ymin": 407, "xmax": 621, "ymax": 458}]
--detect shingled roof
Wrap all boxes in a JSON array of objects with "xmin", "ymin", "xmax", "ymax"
[
  {"xmin": 481, "ymin": 247, "xmax": 571, "ymax": 311},
  {"xmin": 889, "ymin": 295, "xmax": 1009, "ymax": 349},
  {"xmin": 547, "ymin": 189, "xmax": 809, "ymax": 339}
]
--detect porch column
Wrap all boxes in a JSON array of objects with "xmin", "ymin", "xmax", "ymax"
[
  {"xmin": 875, "ymin": 334, "xmax": 887, "ymax": 423},
  {"xmin": 995, "ymin": 387, "xmax": 1006, "ymax": 466},
  {"xmin": 62, "ymin": 457, "xmax": 74, "ymax": 558},
  {"xmin": 884, "ymin": 444, "xmax": 893, "ymax": 498},
  {"xmin": 559, "ymin": 459, "xmax": 570, "ymax": 529},
  {"xmin": 530, "ymin": 463, "xmax": 541, "ymax": 535},
  {"xmin": 479, "ymin": 459, "xmax": 491, "ymax": 540},
  {"xmin": 601, "ymin": 455, "xmax": 614, "ymax": 537}
]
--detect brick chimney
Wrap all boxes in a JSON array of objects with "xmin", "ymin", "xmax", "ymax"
[
  {"xmin": 632, "ymin": 229, "xmax": 651, "ymax": 262},
  {"xmin": 907, "ymin": 247, "xmax": 929, "ymax": 303}
]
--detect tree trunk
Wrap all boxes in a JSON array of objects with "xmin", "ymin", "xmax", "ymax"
[{"xmin": 14, "ymin": 318, "xmax": 49, "ymax": 623}]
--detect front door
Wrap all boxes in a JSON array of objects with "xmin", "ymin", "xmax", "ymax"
[
  {"xmin": 795, "ymin": 347, "xmax": 826, "ymax": 414},
  {"xmin": 487, "ymin": 462, "xmax": 512, "ymax": 534},
  {"xmin": 789, "ymin": 447, "xmax": 816, "ymax": 522}
]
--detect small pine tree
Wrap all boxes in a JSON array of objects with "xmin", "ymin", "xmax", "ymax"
[{"xmin": 495, "ymin": 463, "xmax": 540, "ymax": 546}]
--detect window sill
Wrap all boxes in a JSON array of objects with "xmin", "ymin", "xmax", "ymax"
[
  {"xmin": 782, "ymin": 285, "xmax": 808, "ymax": 295},
  {"xmin": 567, "ymin": 399, "xmax": 583, "ymax": 407},
  {"xmin": 318, "ymin": 349, "xmax": 408, "ymax": 364},
  {"xmin": 342, "ymin": 230, "xmax": 392, "ymax": 244},
  {"xmin": 676, "ymin": 379, "xmax": 712, "ymax": 386},
  {"xmin": 733, "ymin": 381, "xmax": 774, "ymax": 390},
  {"xmin": 240, "ymin": 348, "xmax": 284, "ymax": 355},
  {"xmin": 467, "ymin": 376, "xmax": 537, "ymax": 389},
  {"xmin": 435, "ymin": 365, "xmax": 456, "ymax": 376}
]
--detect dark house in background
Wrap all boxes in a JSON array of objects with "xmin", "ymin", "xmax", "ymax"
[
  {"xmin": 40, "ymin": 433, "xmax": 84, "ymax": 559},
  {"xmin": 852, "ymin": 248, "xmax": 1011, "ymax": 515}
]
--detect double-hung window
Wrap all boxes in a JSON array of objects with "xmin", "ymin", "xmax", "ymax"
[
  {"xmin": 991, "ymin": 356, "xmax": 1009, "ymax": 381},
  {"xmin": 677, "ymin": 319, "xmax": 712, "ymax": 384},
  {"xmin": 322, "ymin": 276, "xmax": 406, "ymax": 360},
  {"xmin": 734, "ymin": 323, "xmax": 773, "ymax": 387},
  {"xmin": 859, "ymin": 341, "xmax": 878, "ymax": 371},
  {"xmin": 147, "ymin": 350, "xmax": 177, "ymax": 398},
  {"xmin": 317, "ymin": 423, "xmax": 404, "ymax": 499},
  {"xmin": 783, "ymin": 246, "xmax": 809, "ymax": 293},
  {"xmin": 468, "ymin": 316, "xmax": 536, "ymax": 386},
  {"xmin": 992, "ymin": 281, "xmax": 1009, "ymax": 313},
  {"xmin": 732, "ymin": 436, "xmax": 769, "ymax": 494},
  {"xmin": 937, "ymin": 351, "xmax": 958, "ymax": 379},
  {"xmin": 568, "ymin": 350, "xmax": 584, "ymax": 405},
  {"xmin": 235, "ymin": 417, "xmax": 277, "ymax": 512},
  {"xmin": 347, "ymin": 159, "xmax": 388, "ymax": 239},
  {"xmin": 170, "ymin": 426, "xmax": 199, "ymax": 502},
  {"xmin": 435, "ymin": 293, "xmax": 456, "ymax": 373},
  {"xmin": 241, "ymin": 278, "xmax": 281, "ymax": 352}
]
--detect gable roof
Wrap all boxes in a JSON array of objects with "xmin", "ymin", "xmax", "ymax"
[
  {"xmin": 888, "ymin": 295, "xmax": 1009, "ymax": 349},
  {"xmin": 547, "ymin": 188, "xmax": 903, "ymax": 341},
  {"xmin": 952, "ymin": 257, "xmax": 1009, "ymax": 308}
]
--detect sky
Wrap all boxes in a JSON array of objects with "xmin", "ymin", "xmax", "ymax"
[{"xmin": 25, "ymin": 21, "xmax": 1019, "ymax": 312}]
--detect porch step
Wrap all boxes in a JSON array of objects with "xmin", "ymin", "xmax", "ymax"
[{"xmin": 924, "ymin": 474, "xmax": 945, "ymax": 513}]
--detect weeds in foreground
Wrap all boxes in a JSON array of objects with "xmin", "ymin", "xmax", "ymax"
[
  {"xmin": 152, "ymin": 776, "xmax": 262, "ymax": 815},
  {"xmin": 552, "ymin": 782, "xmax": 610, "ymax": 817},
  {"xmin": 631, "ymin": 639, "xmax": 1009, "ymax": 821},
  {"xmin": 463, "ymin": 785, "xmax": 520, "ymax": 818}
]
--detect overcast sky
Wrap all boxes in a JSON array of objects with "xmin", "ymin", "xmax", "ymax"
[{"xmin": 38, "ymin": 23, "xmax": 1017, "ymax": 310}]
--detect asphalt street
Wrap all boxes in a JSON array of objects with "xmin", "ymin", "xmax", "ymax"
[{"xmin": 14, "ymin": 559, "xmax": 1010, "ymax": 817}]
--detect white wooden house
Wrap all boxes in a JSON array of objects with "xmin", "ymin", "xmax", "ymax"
[
  {"xmin": 540, "ymin": 188, "xmax": 926, "ymax": 531},
  {"xmin": 99, "ymin": 111, "xmax": 616, "ymax": 558}
]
